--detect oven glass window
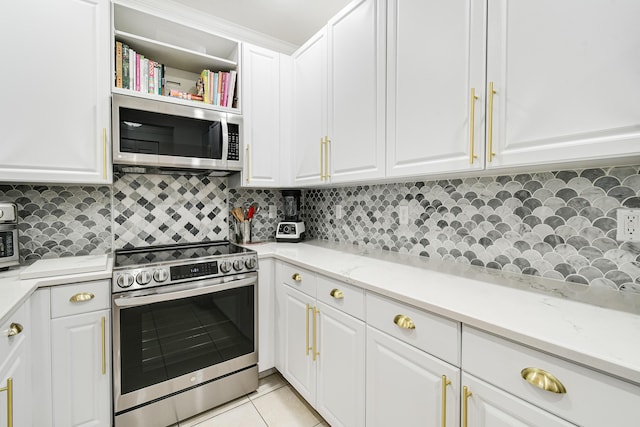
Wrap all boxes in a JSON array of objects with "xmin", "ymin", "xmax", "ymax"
[{"xmin": 119, "ymin": 285, "xmax": 254, "ymax": 394}]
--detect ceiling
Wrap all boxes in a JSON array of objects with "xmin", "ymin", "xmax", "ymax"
[{"xmin": 170, "ymin": 0, "xmax": 353, "ymax": 47}]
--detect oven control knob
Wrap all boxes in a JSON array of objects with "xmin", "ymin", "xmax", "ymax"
[
  {"xmin": 117, "ymin": 273, "xmax": 134, "ymax": 288},
  {"xmin": 220, "ymin": 261, "xmax": 232, "ymax": 273},
  {"xmin": 153, "ymin": 269, "xmax": 169, "ymax": 283},
  {"xmin": 245, "ymin": 258, "xmax": 257, "ymax": 270},
  {"xmin": 136, "ymin": 270, "xmax": 152, "ymax": 285},
  {"xmin": 233, "ymin": 260, "xmax": 243, "ymax": 271}
]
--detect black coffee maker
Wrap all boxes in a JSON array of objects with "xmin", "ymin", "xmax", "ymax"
[{"xmin": 276, "ymin": 190, "xmax": 306, "ymax": 242}]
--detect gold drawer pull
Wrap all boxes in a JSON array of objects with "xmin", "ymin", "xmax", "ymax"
[
  {"xmin": 0, "ymin": 378, "xmax": 13, "ymax": 427},
  {"xmin": 7, "ymin": 323, "xmax": 23, "ymax": 337},
  {"xmin": 306, "ymin": 304, "xmax": 312, "ymax": 356},
  {"xmin": 69, "ymin": 292, "xmax": 95, "ymax": 303},
  {"xmin": 330, "ymin": 288, "xmax": 344, "ymax": 299},
  {"xmin": 292, "ymin": 273, "xmax": 302, "ymax": 282},
  {"xmin": 393, "ymin": 314, "xmax": 415, "ymax": 330},
  {"xmin": 462, "ymin": 386, "xmax": 472, "ymax": 427},
  {"xmin": 521, "ymin": 367, "xmax": 567, "ymax": 394},
  {"xmin": 441, "ymin": 375, "xmax": 451, "ymax": 427}
]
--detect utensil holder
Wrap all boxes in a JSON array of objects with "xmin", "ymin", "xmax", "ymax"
[{"xmin": 235, "ymin": 220, "xmax": 251, "ymax": 244}]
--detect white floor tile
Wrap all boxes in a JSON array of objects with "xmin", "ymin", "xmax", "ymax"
[
  {"xmin": 251, "ymin": 386, "xmax": 323, "ymax": 427},
  {"xmin": 179, "ymin": 396, "xmax": 251, "ymax": 427},
  {"xmin": 248, "ymin": 372, "xmax": 287, "ymax": 401},
  {"xmin": 188, "ymin": 402, "xmax": 267, "ymax": 427}
]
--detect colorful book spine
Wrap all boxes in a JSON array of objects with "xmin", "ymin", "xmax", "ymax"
[
  {"xmin": 160, "ymin": 64, "xmax": 165, "ymax": 95},
  {"xmin": 129, "ymin": 48, "xmax": 136, "ymax": 91},
  {"xmin": 227, "ymin": 70, "xmax": 237, "ymax": 109},
  {"xmin": 200, "ymin": 69, "xmax": 209, "ymax": 104},
  {"xmin": 122, "ymin": 44, "xmax": 130, "ymax": 90},
  {"xmin": 149, "ymin": 60, "xmax": 155, "ymax": 94},
  {"xmin": 213, "ymin": 72, "xmax": 219, "ymax": 105},
  {"xmin": 135, "ymin": 53, "xmax": 141, "ymax": 92},
  {"xmin": 115, "ymin": 41, "xmax": 123, "ymax": 88}
]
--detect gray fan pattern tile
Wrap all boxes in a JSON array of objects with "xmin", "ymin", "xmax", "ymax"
[
  {"xmin": 113, "ymin": 173, "xmax": 228, "ymax": 249},
  {"xmin": 304, "ymin": 166, "xmax": 640, "ymax": 294},
  {"xmin": 0, "ymin": 184, "xmax": 111, "ymax": 263},
  {"xmin": 228, "ymin": 189, "xmax": 285, "ymax": 243}
]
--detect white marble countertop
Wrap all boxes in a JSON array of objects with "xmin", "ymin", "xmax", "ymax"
[
  {"xmin": 0, "ymin": 254, "xmax": 113, "ymax": 323},
  {"xmin": 246, "ymin": 240, "xmax": 640, "ymax": 386}
]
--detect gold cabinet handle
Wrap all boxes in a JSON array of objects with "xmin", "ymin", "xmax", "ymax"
[
  {"xmin": 313, "ymin": 306, "xmax": 320, "ymax": 361},
  {"xmin": 324, "ymin": 136, "xmax": 331, "ymax": 179},
  {"xmin": 320, "ymin": 137, "xmax": 325, "ymax": 180},
  {"xmin": 0, "ymin": 378, "xmax": 13, "ymax": 427},
  {"xmin": 487, "ymin": 82, "xmax": 496, "ymax": 162},
  {"xmin": 306, "ymin": 304, "xmax": 312, "ymax": 356},
  {"xmin": 393, "ymin": 314, "xmax": 415, "ymax": 330},
  {"xmin": 521, "ymin": 367, "xmax": 567, "ymax": 394},
  {"xmin": 329, "ymin": 288, "xmax": 344, "ymax": 299},
  {"xmin": 469, "ymin": 88, "xmax": 479, "ymax": 164},
  {"xmin": 292, "ymin": 273, "xmax": 302, "ymax": 282},
  {"xmin": 462, "ymin": 386, "xmax": 472, "ymax": 427},
  {"xmin": 69, "ymin": 292, "xmax": 95, "ymax": 303},
  {"xmin": 245, "ymin": 144, "xmax": 250, "ymax": 184},
  {"xmin": 101, "ymin": 316, "xmax": 106, "ymax": 375},
  {"xmin": 103, "ymin": 128, "xmax": 107, "ymax": 180},
  {"xmin": 441, "ymin": 375, "xmax": 451, "ymax": 427},
  {"xmin": 7, "ymin": 323, "xmax": 23, "ymax": 337}
]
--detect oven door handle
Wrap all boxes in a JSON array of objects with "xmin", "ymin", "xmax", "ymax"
[{"xmin": 113, "ymin": 277, "xmax": 256, "ymax": 308}]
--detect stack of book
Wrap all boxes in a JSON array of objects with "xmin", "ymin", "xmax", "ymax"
[
  {"xmin": 114, "ymin": 41, "xmax": 165, "ymax": 95},
  {"xmin": 200, "ymin": 69, "xmax": 237, "ymax": 108}
]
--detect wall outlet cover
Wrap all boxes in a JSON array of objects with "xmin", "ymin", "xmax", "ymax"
[
  {"xmin": 617, "ymin": 208, "xmax": 640, "ymax": 241},
  {"xmin": 335, "ymin": 204, "xmax": 343, "ymax": 219},
  {"xmin": 399, "ymin": 205, "xmax": 409, "ymax": 225},
  {"xmin": 268, "ymin": 205, "xmax": 277, "ymax": 219}
]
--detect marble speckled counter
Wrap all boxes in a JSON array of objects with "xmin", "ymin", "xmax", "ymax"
[{"xmin": 247, "ymin": 240, "xmax": 640, "ymax": 385}]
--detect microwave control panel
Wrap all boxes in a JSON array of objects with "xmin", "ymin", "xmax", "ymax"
[{"xmin": 228, "ymin": 123, "xmax": 239, "ymax": 161}]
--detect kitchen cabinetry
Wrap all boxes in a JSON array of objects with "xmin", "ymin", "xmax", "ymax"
[
  {"xmin": 0, "ymin": 300, "xmax": 31, "ymax": 427},
  {"xmin": 365, "ymin": 291, "xmax": 460, "ymax": 427},
  {"xmin": 31, "ymin": 281, "xmax": 111, "ymax": 427},
  {"xmin": 258, "ymin": 257, "xmax": 276, "ymax": 372},
  {"xmin": 462, "ymin": 326, "xmax": 640, "ymax": 427},
  {"xmin": 112, "ymin": 2, "xmax": 241, "ymax": 113},
  {"xmin": 292, "ymin": 0, "xmax": 386, "ymax": 186},
  {"xmin": 275, "ymin": 261, "xmax": 366, "ymax": 427},
  {"xmin": 386, "ymin": 0, "xmax": 486, "ymax": 178},
  {"xmin": 0, "ymin": 0, "xmax": 111, "ymax": 184}
]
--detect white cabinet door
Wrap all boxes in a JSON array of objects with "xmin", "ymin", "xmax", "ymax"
[
  {"xmin": 280, "ymin": 283, "xmax": 317, "ymax": 403},
  {"xmin": 462, "ymin": 373, "xmax": 576, "ymax": 427},
  {"xmin": 327, "ymin": 0, "xmax": 386, "ymax": 183},
  {"xmin": 292, "ymin": 30, "xmax": 327, "ymax": 187},
  {"xmin": 241, "ymin": 44, "xmax": 281, "ymax": 187},
  {"xmin": 258, "ymin": 258, "xmax": 275, "ymax": 373},
  {"xmin": 316, "ymin": 302, "xmax": 365, "ymax": 427},
  {"xmin": 52, "ymin": 310, "xmax": 110, "ymax": 427},
  {"xmin": 386, "ymin": 0, "xmax": 486, "ymax": 178},
  {"xmin": 366, "ymin": 326, "xmax": 460, "ymax": 427},
  {"xmin": 0, "ymin": 0, "xmax": 111, "ymax": 184},
  {"xmin": 486, "ymin": 0, "xmax": 640, "ymax": 169}
]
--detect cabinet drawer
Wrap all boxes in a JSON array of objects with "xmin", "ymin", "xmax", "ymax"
[
  {"xmin": 462, "ymin": 326, "xmax": 640, "ymax": 427},
  {"xmin": 366, "ymin": 292, "xmax": 460, "ymax": 366},
  {"xmin": 277, "ymin": 262, "xmax": 316, "ymax": 298},
  {"xmin": 51, "ymin": 280, "xmax": 110, "ymax": 318},
  {"xmin": 316, "ymin": 275, "xmax": 364, "ymax": 320},
  {"xmin": 0, "ymin": 300, "xmax": 30, "ymax": 364}
]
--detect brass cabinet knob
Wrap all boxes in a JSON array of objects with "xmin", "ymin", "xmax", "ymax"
[
  {"xmin": 520, "ymin": 367, "xmax": 567, "ymax": 394},
  {"xmin": 292, "ymin": 273, "xmax": 302, "ymax": 282},
  {"xmin": 7, "ymin": 323, "xmax": 23, "ymax": 337},
  {"xmin": 393, "ymin": 314, "xmax": 415, "ymax": 330},
  {"xmin": 69, "ymin": 292, "xmax": 95, "ymax": 303},
  {"xmin": 330, "ymin": 288, "xmax": 344, "ymax": 299}
]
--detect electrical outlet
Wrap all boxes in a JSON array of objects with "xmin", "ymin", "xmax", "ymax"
[
  {"xmin": 399, "ymin": 205, "xmax": 409, "ymax": 225},
  {"xmin": 335, "ymin": 204, "xmax": 343, "ymax": 219},
  {"xmin": 268, "ymin": 205, "xmax": 277, "ymax": 219},
  {"xmin": 617, "ymin": 208, "xmax": 640, "ymax": 241}
]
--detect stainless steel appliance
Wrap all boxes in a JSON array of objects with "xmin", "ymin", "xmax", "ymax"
[
  {"xmin": 112, "ymin": 93, "xmax": 242, "ymax": 174},
  {"xmin": 111, "ymin": 241, "xmax": 258, "ymax": 427},
  {"xmin": 276, "ymin": 190, "xmax": 305, "ymax": 242},
  {"xmin": 0, "ymin": 203, "xmax": 19, "ymax": 270}
]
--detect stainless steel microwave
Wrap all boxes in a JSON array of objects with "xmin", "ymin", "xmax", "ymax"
[{"xmin": 112, "ymin": 94, "xmax": 242, "ymax": 173}]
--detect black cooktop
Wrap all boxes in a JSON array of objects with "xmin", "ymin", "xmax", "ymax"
[{"xmin": 114, "ymin": 241, "xmax": 252, "ymax": 268}]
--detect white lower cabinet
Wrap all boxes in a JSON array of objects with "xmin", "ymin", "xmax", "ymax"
[
  {"xmin": 257, "ymin": 258, "xmax": 276, "ymax": 373},
  {"xmin": 276, "ymin": 261, "xmax": 366, "ymax": 427},
  {"xmin": 0, "ymin": 300, "xmax": 31, "ymax": 427},
  {"xmin": 462, "ymin": 372, "xmax": 575, "ymax": 427}
]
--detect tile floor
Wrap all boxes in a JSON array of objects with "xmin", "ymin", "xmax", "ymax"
[{"xmin": 179, "ymin": 372, "xmax": 329, "ymax": 427}]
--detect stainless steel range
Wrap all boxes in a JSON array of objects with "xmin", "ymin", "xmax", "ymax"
[{"xmin": 111, "ymin": 241, "xmax": 259, "ymax": 427}]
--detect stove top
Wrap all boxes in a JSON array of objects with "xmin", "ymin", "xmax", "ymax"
[{"xmin": 112, "ymin": 241, "xmax": 258, "ymax": 293}]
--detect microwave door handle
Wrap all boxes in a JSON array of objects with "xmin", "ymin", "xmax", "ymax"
[
  {"xmin": 113, "ymin": 276, "xmax": 256, "ymax": 308},
  {"xmin": 221, "ymin": 116, "xmax": 229, "ymax": 163}
]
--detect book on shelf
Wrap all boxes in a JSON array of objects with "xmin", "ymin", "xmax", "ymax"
[
  {"xmin": 114, "ymin": 42, "xmax": 167, "ymax": 96},
  {"xmin": 228, "ymin": 70, "xmax": 237, "ymax": 109},
  {"xmin": 115, "ymin": 41, "xmax": 123, "ymax": 88},
  {"xmin": 122, "ymin": 44, "xmax": 130, "ymax": 89}
]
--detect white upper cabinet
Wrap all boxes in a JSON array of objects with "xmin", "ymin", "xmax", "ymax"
[
  {"xmin": 237, "ymin": 44, "xmax": 282, "ymax": 188},
  {"xmin": 386, "ymin": 0, "xmax": 486, "ymax": 178},
  {"xmin": 0, "ymin": 0, "xmax": 111, "ymax": 184},
  {"xmin": 292, "ymin": 0, "xmax": 385, "ymax": 187},
  {"xmin": 485, "ymin": 0, "xmax": 640, "ymax": 169}
]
